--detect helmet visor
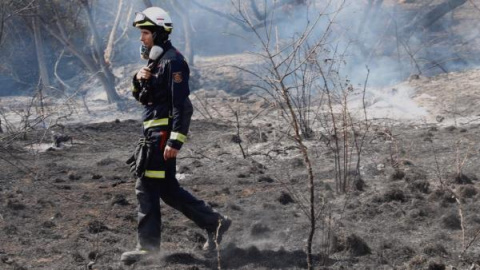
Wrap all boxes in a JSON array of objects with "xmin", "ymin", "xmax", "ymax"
[{"xmin": 133, "ymin": 12, "xmax": 155, "ymax": 27}]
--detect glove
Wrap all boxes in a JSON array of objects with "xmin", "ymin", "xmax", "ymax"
[
  {"xmin": 138, "ymin": 88, "xmax": 150, "ymax": 105},
  {"xmin": 126, "ymin": 154, "xmax": 136, "ymax": 174},
  {"xmin": 126, "ymin": 137, "xmax": 152, "ymax": 178}
]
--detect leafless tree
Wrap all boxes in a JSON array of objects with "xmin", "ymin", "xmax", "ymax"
[
  {"xmin": 192, "ymin": 0, "xmax": 307, "ymax": 32},
  {"xmin": 36, "ymin": 0, "xmax": 121, "ymax": 103},
  {"xmin": 231, "ymin": 0, "xmax": 373, "ymax": 267},
  {"xmin": 0, "ymin": 0, "xmax": 35, "ymax": 47},
  {"xmin": 358, "ymin": 0, "xmax": 471, "ymax": 76},
  {"xmin": 230, "ymin": 0, "xmax": 362, "ymax": 268},
  {"xmin": 2, "ymin": 0, "xmax": 131, "ymax": 103},
  {"xmin": 402, "ymin": 0, "xmax": 468, "ymax": 34}
]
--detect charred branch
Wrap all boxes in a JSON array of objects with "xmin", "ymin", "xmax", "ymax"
[{"xmin": 402, "ymin": 0, "xmax": 468, "ymax": 35}]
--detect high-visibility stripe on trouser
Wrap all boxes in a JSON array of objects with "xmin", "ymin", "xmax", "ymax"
[
  {"xmin": 143, "ymin": 118, "xmax": 169, "ymax": 129},
  {"xmin": 144, "ymin": 170, "xmax": 165, "ymax": 179},
  {"xmin": 170, "ymin": 132, "xmax": 186, "ymax": 143}
]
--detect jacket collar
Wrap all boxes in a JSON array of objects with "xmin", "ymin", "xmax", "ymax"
[{"xmin": 159, "ymin": 40, "xmax": 172, "ymax": 51}]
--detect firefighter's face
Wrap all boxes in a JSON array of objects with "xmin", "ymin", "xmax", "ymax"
[{"xmin": 140, "ymin": 29, "xmax": 154, "ymax": 49}]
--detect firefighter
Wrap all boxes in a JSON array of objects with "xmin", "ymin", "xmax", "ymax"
[{"xmin": 121, "ymin": 6, "xmax": 231, "ymax": 264}]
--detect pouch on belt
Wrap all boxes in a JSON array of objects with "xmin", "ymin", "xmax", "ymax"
[{"xmin": 126, "ymin": 137, "xmax": 153, "ymax": 178}]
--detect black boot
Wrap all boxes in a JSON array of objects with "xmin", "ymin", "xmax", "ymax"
[{"xmin": 203, "ymin": 216, "xmax": 232, "ymax": 251}]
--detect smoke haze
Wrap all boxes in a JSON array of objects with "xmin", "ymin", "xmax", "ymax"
[{"xmin": 0, "ymin": 0, "xmax": 478, "ymax": 96}]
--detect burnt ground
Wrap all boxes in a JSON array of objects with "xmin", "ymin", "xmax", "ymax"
[
  {"xmin": 1, "ymin": 103, "xmax": 480, "ymax": 270},
  {"xmin": 1, "ymin": 1, "xmax": 480, "ymax": 268}
]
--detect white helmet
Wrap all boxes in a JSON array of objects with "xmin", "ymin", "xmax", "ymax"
[{"xmin": 133, "ymin": 7, "xmax": 173, "ymax": 33}]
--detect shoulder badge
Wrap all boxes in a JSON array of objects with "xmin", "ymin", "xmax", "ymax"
[{"xmin": 172, "ymin": 72, "xmax": 183, "ymax": 83}]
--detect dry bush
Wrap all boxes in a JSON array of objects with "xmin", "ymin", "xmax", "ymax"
[{"xmin": 230, "ymin": 1, "xmax": 373, "ymax": 268}]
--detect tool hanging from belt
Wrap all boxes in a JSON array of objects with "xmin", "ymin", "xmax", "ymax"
[{"xmin": 126, "ymin": 137, "xmax": 153, "ymax": 178}]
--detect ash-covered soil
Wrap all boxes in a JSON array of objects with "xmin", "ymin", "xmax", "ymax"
[
  {"xmin": 1, "ymin": 88, "xmax": 480, "ymax": 270},
  {"xmin": 2, "ymin": 1, "xmax": 480, "ymax": 269}
]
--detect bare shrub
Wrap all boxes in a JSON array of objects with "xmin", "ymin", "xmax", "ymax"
[
  {"xmin": 431, "ymin": 139, "xmax": 479, "ymax": 256},
  {"xmin": 230, "ymin": 1, "xmax": 371, "ymax": 268}
]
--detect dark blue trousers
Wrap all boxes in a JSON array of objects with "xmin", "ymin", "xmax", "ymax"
[{"xmin": 135, "ymin": 131, "xmax": 221, "ymax": 251}]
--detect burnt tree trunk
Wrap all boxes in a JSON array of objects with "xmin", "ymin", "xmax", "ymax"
[
  {"xmin": 0, "ymin": 2, "xmax": 6, "ymax": 46},
  {"xmin": 80, "ymin": 0, "xmax": 120, "ymax": 103},
  {"xmin": 42, "ymin": 20, "xmax": 119, "ymax": 104},
  {"xmin": 169, "ymin": 0, "xmax": 194, "ymax": 65},
  {"xmin": 32, "ymin": 14, "xmax": 51, "ymax": 94},
  {"xmin": 403, "ymin": 0, "xmax": 468, "ymax": 34},
  {"xmin": 104, "ymin": 0, "xmax": 123, "ymax": 65}
]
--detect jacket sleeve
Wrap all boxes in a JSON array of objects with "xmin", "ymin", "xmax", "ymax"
[
  {"xmin": 167, "ymin": 59, "xmax": 193, "ymax": 150},
  {"xmin": 131, "ymin": 74, "xmax": 141, "ymax": 101}
]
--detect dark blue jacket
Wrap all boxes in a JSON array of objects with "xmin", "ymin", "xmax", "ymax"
[{"xmin": 132, "ymin": 40, "xmax": 193, "ymax": 150}]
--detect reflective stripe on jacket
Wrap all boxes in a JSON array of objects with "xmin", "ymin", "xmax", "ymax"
[{"xmin": 132, "ymin": 40, "xmax": 193, "ymax": 150}]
